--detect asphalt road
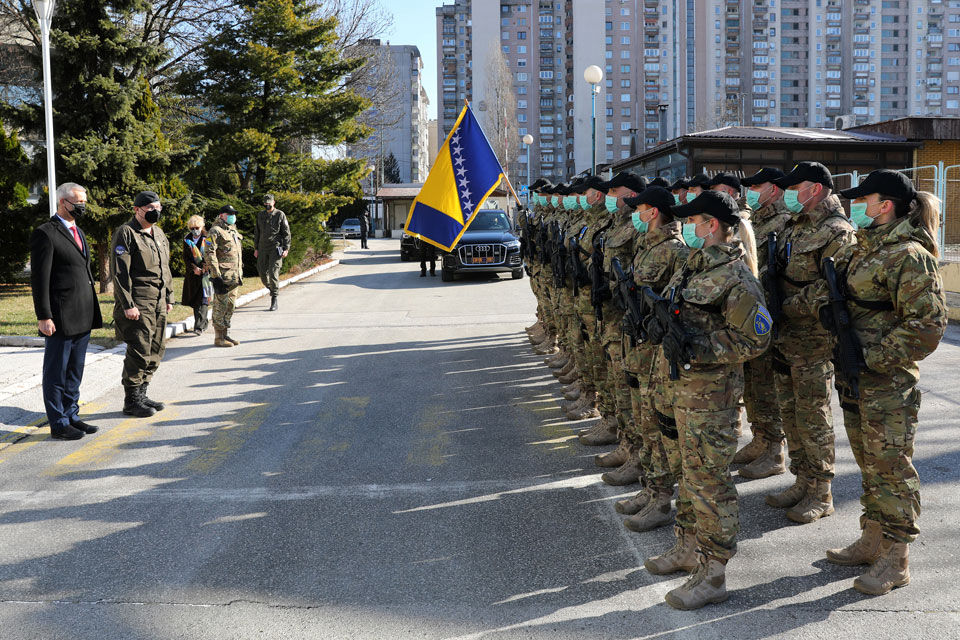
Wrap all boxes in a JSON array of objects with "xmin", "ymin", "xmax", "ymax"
[{"xmin": 0, "ymin": 238, "xmax": 957, "ymax": 639}]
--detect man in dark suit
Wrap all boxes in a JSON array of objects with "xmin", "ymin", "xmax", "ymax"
[
  {"xmin": 31, "ymin": 182, "xmax": 103, "ymax": 440},
  {"xmin": 359, "ymin": 211, "xmax": 369, "ymax": 249}
]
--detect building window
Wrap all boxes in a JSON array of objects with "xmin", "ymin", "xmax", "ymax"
[
  {"xmin": 501, "ymin": 31, "xmax": 509, "ymax": 40},
  {"xmin": 518, "ymin": 31, "xmax": 527, "ymax": 39}
]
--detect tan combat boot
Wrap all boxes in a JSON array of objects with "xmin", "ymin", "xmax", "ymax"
[
  {"xmin": 545, "ymin": 350, "xmax": 567, "ymax": 367},
  {"xmin": 624, "ymin": 489, "xmax": 674, "ymax": 532},
  {"xmin": 644, "ymin": 526, "xmax": 698, "ymax": 575},
  {"xmin": 525, "ymin": 321, "xmax": 543, "ymax": 334},
  {"xmin": 765, "ymin": 472, "xmax": 808, "ymax": 509},
  {"xmin": 577, "ymin": 409, "xmax": 616, "ymax": 443},
  {"xmin": 557, "ymin": 368, "xmax": 580, "ymax": 385},
  {"xmin": 527, "ymin": 329, "xmax": 547, "ymax": 344},
  {"xmin": 827, "ymin": 519, "xmax": 883, "ymax": 566},
  {"xmin": 853, "ymin": 538, "xmax": 910, "ymax": 595},
  {"xmin": 533, "ymin": 337, "xmax": 558, "ymax": 355},
  {"xmin": 214, "ymin": 328, "xmax": 233, "ymax": 348},
  {"xmin": 224, "ymin": 330, "xmax": 240, "ymax": 346},
  {"xmin": 615, "ymin": 488, "xmax": 652, "ymax": 516},
  {"xmin": 738, "ymin": 439, "xmax": 786, "ymax": 480},
  {"xmin": 594, "ymin": 440, "xmax": 630, "ymax": 468},
  {"xmin": 786, "ymin": 478, "xmax": 834, "ymax": 523},
  {"xmin": 732, "ymin": 434, "xmax": 766, "ymax": 465},
  {"xmin": 553, "ymin": 359, "xmax": 576, "ymax": 378},
  {"xmin": 665, "ymin": 555, "xmax": 729, "ymax": 610},
  {"xmin": 562, "ymin": 382, "xmax": 582, "ymax": 401},
  {"xmin": 601, "ymin": 451, "xmax": 644, "ymax": 486},
  {"xmin": 567, "ymin": 392, "xmax": 601, "ymax": 421}
]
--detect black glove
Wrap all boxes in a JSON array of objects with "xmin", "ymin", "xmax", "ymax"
[
  {"xmin": 211, "ymin": 276, "xmax": 228, "ymax": 295},
  {"xmin": 662, "ymin": 330, "xmax": 689, "ymax": 365},
  {"xmin": 643, "ymin": 315, "xmax": 666, "ymax": 345},
  {"xmin": 818, "ymin": 304, "xmax": 834, "ymax": 332}
]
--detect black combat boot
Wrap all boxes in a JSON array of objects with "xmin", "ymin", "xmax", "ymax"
[
  {"xmin": 140, "ymin": 383, "xmax": 165, "ymax": 411},
  {"xmin": 122, "ymin": 386, "xmax": 155, "ymax": 418},
  {"xmin": 269, "ymin": 294, "xmax": 278, "ymax": 311}
]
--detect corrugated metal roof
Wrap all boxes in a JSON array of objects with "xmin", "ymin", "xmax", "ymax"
[
  {"xmin": 376, "ymin": 184, "xmax": 423, "ymax": 198},
  {"xmin": 686, "ymin": 126, "xmax": 907, "ymax": 143}
]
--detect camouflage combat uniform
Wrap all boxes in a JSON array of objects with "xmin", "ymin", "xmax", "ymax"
[
  {"xmin": 656, "ymin": 241, "xmax": 770, "ymax": 561},
  {"xmin": 825, "ymin": 216, "xmax": 945, "ymax": 542},
  {"xmin": 774, "ymin": 195, "xmax": 855, "ymax": 489},
  {"xmin": 205, "ymin": 217, "xmax": 244, "ymax": 330},
  {"xmin": 629, "ymin": 222, "xmax": 688, "ymax": 493},
  {"xmin": 743, "ymin": 199, "xmax": 791, "ymax": 446},
  {"xmin": 574, "ymin": 201, "xmax": 613, "ymax": 408}
]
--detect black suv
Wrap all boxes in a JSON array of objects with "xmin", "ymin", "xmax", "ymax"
[{"xmin": 439, "ymin": 209, "xmax": 523, "ymax": 282}]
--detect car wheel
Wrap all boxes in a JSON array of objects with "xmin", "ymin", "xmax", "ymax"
[
  {"xmin": 512, "ymin": 268, "xmax": 524, "ymax": 280},
  {"xmin": 441, "ymin": 269, "xmax": 455, "ymax": 282}
]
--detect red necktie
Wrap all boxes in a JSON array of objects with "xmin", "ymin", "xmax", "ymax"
[{"xmin": 70, "ymin": 225, "xmax": 83, "ymax": 251}]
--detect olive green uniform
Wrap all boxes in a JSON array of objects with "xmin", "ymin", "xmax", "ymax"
[
  {"xmin": 254, "ymin": 207, "xmax": 291, "ymax": 295},
  {"xmin": 205, "ymin": 218, "xmax": 244, "ymax": 330},
  {"xmin": 111, "ymin": 218, "xmax": 174, "ymax": 389}
]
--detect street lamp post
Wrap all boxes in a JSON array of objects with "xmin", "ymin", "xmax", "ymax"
[
  {"xmin": 583, "ymin": 65, "xmax": 603, "ymax": 176},
  {"xmin": 34, "ymin": 0, "xmax": 57, "ymax": 216},
  {"xmin": 522, "ymin": 133, "xmax": 533, "ymax": 206}
]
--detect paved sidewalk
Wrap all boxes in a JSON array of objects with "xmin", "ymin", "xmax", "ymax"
[{"xmin": 0, "ymin": 255, "xmax": 343, "ymax": 443}]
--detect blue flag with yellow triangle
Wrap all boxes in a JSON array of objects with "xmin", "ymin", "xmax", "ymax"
[{"xmin": 404, "ymin": 104, "xmax": 506, "ymax": 252}]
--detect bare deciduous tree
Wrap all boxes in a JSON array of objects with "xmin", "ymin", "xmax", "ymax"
[{"xmin": 483, "ymin": 45, "xmax": 516, "ymax": 178}]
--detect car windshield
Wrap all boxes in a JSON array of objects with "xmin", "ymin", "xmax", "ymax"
[
  {"xmin": 343, "ymin": 218, "xmax": 359, "ymax": 225},
  {"xmin": 468, "ymin": 211, "xmax": 511, "ymax": 231}
]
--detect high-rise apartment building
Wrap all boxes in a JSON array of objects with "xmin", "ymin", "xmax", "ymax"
[
  {"xmin": 348, "ymin": 40, "xmax": 430, "ymax": 184},
  {"xmin": 438, "ymin": 0, "xmax": 960, "ymax": 180}
]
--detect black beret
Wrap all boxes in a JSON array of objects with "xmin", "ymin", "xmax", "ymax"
[
  {"xmin": 622, "ymin": 186, "xmax": 675, "ymax": 215},
  {"xmin": 774, "ymin": 161, "xmax": 834, "ymax": 190},
  {"xmin": 134, "ymin": 191, "xmax": 160, "ymax": 207},
  {"xmin": 708, "ymin": 172, "xmax": 742, "ymax": 193},
  {"xmin": 598, "ymin": 172, "xmax": 648, "ymax": 193},
  {"xmin": 670, "ymin": 190, "xmax": 742, "ymax": 226},
  {"xmin": 839, "ymin": 169, "xmax": 917, "ymax": 203},
  {"xmin": 741, "ymin": 167, "xmax": 786, "ymax": 187},
  {"xmin": 219, "ymin": 205, "xmax": 238, "ymax": 215}
]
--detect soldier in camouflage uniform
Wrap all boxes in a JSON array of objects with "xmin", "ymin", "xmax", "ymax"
[
  {"xmin": 642, "ymin": 190, "xmax": 770, "ymax": 610},
  {"xmin": 254, "ymin": 194, "xmax": 291, "ymax": 311},
  {"xmin": 205, "ymin": 205, "xmax": 244, "ymax": 348},
  {"xmin": 523, "ymin": 179, "xmax": 550, "ymax": 340},
  {"xmin": 735, "ymin": 168, "xmax": 792, "ymax": 479},
  {"xmin": 765, "ymin": 162, "xmax": 856, "ymax": 524},
  {"xmin": 584, "ymin": 173, "xmax": 647, "ymax": 484},
  {"xmin": 614, "ymin": 187, "xmax": 689, "ymax": 532},
  {"xmin": 669, "ymin": 178, "xmax": 689, "ymax": 208},
  {"xmin": 801, "ymin": 170, "xmax": 946, "ymax": 595},
  {"xmin": 530, "ymin": 185, "xmax": 562, "ymax": 354}
]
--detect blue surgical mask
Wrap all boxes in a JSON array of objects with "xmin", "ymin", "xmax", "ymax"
[
  {"xmin": 674, "ymin": 194, "xmax": 682, "ymax": 206},
  {"xmin": 682, "ymin": 222, "xmax": 705, "ymax": 249},
  {"xmin": 849, "ymin": 202, "xmax": 874, "ymax": 229},
  {"xmin": 578, "ymin": 195, "xmax": 589, "ymax": 209},
  {"xmin": 604, "ymin": 195, "xmax": 619, "ymax": 213},
  {"xmin": 631, "ymin": 210, "xmax": 649, "ymax": 233},
  {"xmin": 745, "ymin": 189, "xmax": 762, "ymax": 210},
  {"xmin": 562, "ymin": 195, "xmax": 576, "ymax": 210},
  {"xmin": 551, "ymin": 196, "xmax": 559, "ymax": 208},
  {"xmin": 783, "ymin": 189, "xmax": 804, "ymax": 213},
  {"xmin": 686, "ymin": 191, "xmax": 697, "ymax": 203},
  {"xmin": 226, "ymin": 214, "xmax": 237, "ymax": 225}
]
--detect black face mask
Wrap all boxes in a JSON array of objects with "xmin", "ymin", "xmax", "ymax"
[
  {"xmin": 69, "ymin": 202, "xmax": 86, "ymax": 218},
  {"xmin": 144, "ymin": 208, "xmax": 160, "ymax": 224}
]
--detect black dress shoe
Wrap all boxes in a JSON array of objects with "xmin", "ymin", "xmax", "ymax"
[
  {"xmin": 71, "ymin": 420, "xmax": 99, "ymax": 434},
  {"xmin": 51, "ymin": 425, "xmax": 85, "ymax": 440}
]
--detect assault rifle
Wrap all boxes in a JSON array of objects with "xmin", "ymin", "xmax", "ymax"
[
  {"xmin": 821, "ymin": 257, "xmax": 866, "ymax": 399},
  {"xmin": 589, "ymin": 232, "xmax": 610, "ymax": 323},
  {"xmin": 765, "ymin": 231, "xmax": 783, "ymax": 336},
  {"xmin": 552, "ymin": 223, "xmax": 567, "ymax": 288},
  {"xmin": 568, "ymin": 236, "xmax": 590, "ymax": 297},
  {"xmin": 640, "ymin": 286, "xmax": 693, "ymax": 381},
  {"xmin": 536, "ymin": 218, "xmax": 549, "ymax": 264},
  {"xmin": 611, "ymin": 258, "xmax": 646, "ymax": 343}
]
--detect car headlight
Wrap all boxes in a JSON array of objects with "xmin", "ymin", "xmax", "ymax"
[{"xmin": 504, "ymin": 239, "xmax": 520, "ymax": 249}]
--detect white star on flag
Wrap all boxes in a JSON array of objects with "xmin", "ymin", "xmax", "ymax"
[
  {"xmin": 458, "ymin": 176, "xmax": 469, "ymax": 188},
  {"xmin": 461, "ymin": 188, "xmax": 472, "ymax": 201}
]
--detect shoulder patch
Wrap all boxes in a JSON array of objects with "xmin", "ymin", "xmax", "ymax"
[
  {"xmin": 754, "ymin": 305, "xmax": 773, "ymax": 336},
  {"xmin": 115, "ymin": 245, "xmax": 126, "ymax": 255},
  {"xmin": 579, "ymin": 225, "xmax": 588, "ymax": 239}
]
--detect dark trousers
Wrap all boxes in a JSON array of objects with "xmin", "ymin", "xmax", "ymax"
[
  {"xmin": 42, "ymin": 331, "xmax": 91, "ymax": 431},
  {"xmin": 115, "ymin": 302, "xmax": 167, "ymax": 389},
  {"xmin": 193, "ymin": 304, "xmax": 209, "ymax": 332},
  {"xmin": 360, "ymin": 232, "xmax": 368, "ymax": 248}
]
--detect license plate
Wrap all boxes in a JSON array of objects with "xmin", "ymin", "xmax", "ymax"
[{"xmin": 472, "ymin": 257, "xmax": 494, "ymax": 264}]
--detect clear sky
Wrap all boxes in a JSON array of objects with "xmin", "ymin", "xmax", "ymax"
[{"xmin": 383, "ymin": 0, "xmax": 446, "ymax": 121}]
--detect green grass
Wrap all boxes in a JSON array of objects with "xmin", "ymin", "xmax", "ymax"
[{"xmin": 0, "ymin": 253, "xmax": 338, "ymax": 346}]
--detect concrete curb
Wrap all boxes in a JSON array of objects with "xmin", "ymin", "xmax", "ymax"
[{"xmin": 0, "ymin": 257, "xmax": 342, "ymax": 443}]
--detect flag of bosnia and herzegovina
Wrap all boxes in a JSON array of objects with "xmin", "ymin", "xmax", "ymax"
[{"xmin": 404, "ymin": 104, "xmax": 506, "ymax": 252}]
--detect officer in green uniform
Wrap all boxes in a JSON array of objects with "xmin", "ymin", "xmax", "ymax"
[
  {"xmin": 111, "ymin": 190, "xmax": 173, "ymax": 418},
  {"xmin": 735, "ymin": 168, "xmax": 792, "ymax": 479},
  {"xmin": 766, "ymin": 162, "xmax": 856, "ymax": 524},
  {"xmin": 254, "ymin": 194, "xmax": 291, "ymax": 311},
  {"xmin": 206, "ymin": 205, "xmax": 244, "ymax": 347}
]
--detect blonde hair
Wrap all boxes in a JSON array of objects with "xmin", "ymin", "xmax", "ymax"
[
  {"xmin": 912, "ymin": 191, "xmax": 941, "ymax": 258},
  {"xmin": 716, "ymin": 217, "xmax": 758, "ymax": 277},
  {"xmin": 187, "ymin": 214, "xmax": 205, "ymax": 230}
]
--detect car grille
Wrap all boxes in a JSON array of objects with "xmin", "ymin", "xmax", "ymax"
[{"xmin": 459, "ymin": 243, "xmax": 507, "ymax": 266}]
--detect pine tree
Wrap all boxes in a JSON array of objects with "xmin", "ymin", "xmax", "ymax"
[
  {"xmin": 1, "ymin": 0, "xmax": 195, "ymax": 291},
  {"xmin": 382, "ymin": 151, "xmax": 401, "ymax": 184},
  {"xmin": 179, "ymin": 0, "xmax": 370, "ymax": 193},
  {"xmin": 0, "ymin": 120, "xmax": 34, "ymax": 281}
]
